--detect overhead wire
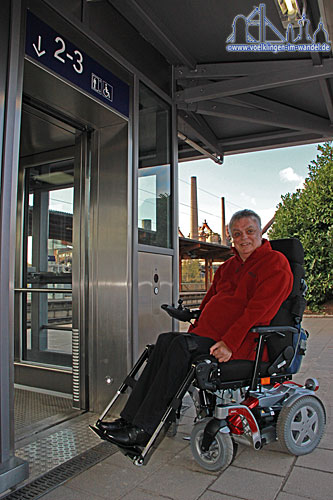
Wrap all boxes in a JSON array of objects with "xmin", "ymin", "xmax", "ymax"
[{"xmin": 179, "ymin": 177, "xmax": 243, "ymax": 210}]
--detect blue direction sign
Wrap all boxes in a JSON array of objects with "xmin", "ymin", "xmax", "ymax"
[{"xmin": 25, "ymin": 11, "xmax": 129, "ymax": 117}]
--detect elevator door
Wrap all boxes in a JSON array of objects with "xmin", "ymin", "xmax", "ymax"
[
  {"xmin": 22, "ymin": 159, "xmax": 74, "ymax": 367},
  {"xmin": 15, "ymin": 102, "xmax": 87, "ymax": 403}
]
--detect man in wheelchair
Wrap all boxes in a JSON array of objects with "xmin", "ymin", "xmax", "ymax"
[{"xmin": 91, "ymin": 209, "xmax": 326, "ymax": 470}]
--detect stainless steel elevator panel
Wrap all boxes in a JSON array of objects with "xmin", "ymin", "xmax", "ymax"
[
  {"xmin": 138, "ymin": 252, "xmax": 172, "ymax": 353},
  {"xmin": 89, "ymin": 123, "xmax": 130, "ymax": 412}
]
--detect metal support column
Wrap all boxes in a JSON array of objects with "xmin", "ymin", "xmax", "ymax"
[
  {"xmin": 0, "ymin": 0, "xmax": 28, "ymax": 493},
  {"xmin": 171, "ymin": 67, "xmax": 179, "ymax": 331}
]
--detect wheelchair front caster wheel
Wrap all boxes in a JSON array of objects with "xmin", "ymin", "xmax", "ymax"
[
  {"xmin": 277, "ymin": 395, "xmax": 326, "ymax": 455},
  {"xmin": 190, "ymin": 419, "xmax": 234, "ymax": 471},
  {"xmin": 305, "ymin": 378, "xmax": 319, "ymax": 391}
]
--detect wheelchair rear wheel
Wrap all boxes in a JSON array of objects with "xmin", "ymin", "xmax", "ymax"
[
  {"xmin": 277, "ymin": 395, "xmax": 326, "ymax": 455},
  {"xmin": 190, "ymin": 419, "xmax": 234, "ymax": 471}
]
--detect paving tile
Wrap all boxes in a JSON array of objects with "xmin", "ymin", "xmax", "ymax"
[
  {"xmin": 283, "ymin": 466, "xmax": 333, "ymax": 500},
  {"xmin": 209, "ymin": 466, "xmax": 284, "ymax": 500},
  {"xmin": 177, "ymin": 415, "xmax": 196, "ymax": 435},
  {"xmin": 103, "ymin": 449, "xmax": 165, "ymax": 474},
  {"xmin": 120, "ymin": 488, "xmax": 172, "ymax": 500},
  {"xmin": 142, "ymin": 463, "xmax": 215, "ymax": 500},
  {"xmin": 199, "ymin": 492, "xmax": 241, "ymax": 500},
  {"xmin": 41, "ymin": 485, "xmax": 105, "ymax": 500},
  {"xmin": 232, "ymin": 447, "xmax": 295, "ymax": 475},
  {"xmin": 295, "ymin": 447, "xmax": 333, "ymax": 472},
  {"xmin": 181, "ymin": 397, "xmax": 196, "ymax": 418},
  {"xmin": 276, "ymin": 493, "xmax": 313, "ymax": 500},
  {"xmin": 171, "ymin": 442, "xmax": 219, "ymax": 476},
  {"xmin": 318, "ymin": 429, "xmax": 333, "ymax": 450},
  {"xmin": 64, "ymin": 461, "xmax": 149, "ymax": 499},
  {"xmin": 157, "ymin": 433, "xmax": 190, "ymax": 454}
]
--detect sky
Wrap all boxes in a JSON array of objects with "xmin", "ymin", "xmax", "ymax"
[
  {"xmin": 44, "ymin": 141, "xmax": 323, "ymax": 238},
  {"xmin": 178, "ymin": 142, "xmax": 323, "ymax": 237}
]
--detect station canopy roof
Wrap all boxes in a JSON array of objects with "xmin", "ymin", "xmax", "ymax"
[
  {"xmin": 109, "ymin": 0, "xmax": 333, "ymax": 161},
  {"xmin": 180, "ymin": 237, "xmax": 232, "ymax": 261}
]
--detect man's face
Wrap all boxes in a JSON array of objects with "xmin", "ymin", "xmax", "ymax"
[{"xmin": 230, "ymin": 217, "xmax": 262, "ymax": 261}]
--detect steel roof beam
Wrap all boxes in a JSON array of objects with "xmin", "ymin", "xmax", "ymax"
[
  {"xmin": 318, "ymin": 0, "xmax": 333, "ymax": 41},
  {"xmin": 175, "ymin": 59, "xmax": 314, "ymax": 80},
  {"xmin": 319, "ymin": 79, "xmax": 333, "ymax": 122},
  {"xmin": 178, "ymin": 132, "xmax": 223, "ymax": 164},
  {"xmin": 108, "ymin": 0, "xmax": 196, "ymax": 67},
  {"xmin": 229, "ymin": 66, "xmax": 333, "ymax": 126},
  {"xmin": 219, "ymin": 130, "xmax": 309, "ymax": 147},
  {"xmin": 233, "ymin": 92, "xmax": 333, "ymax": 126},
  {"xmin": 178, "ymin": 110, "xmax": 224, "ymax": 157},
  {"xmin": 178, "ymin": 98, "xmax": 333, "ymax": 136},
  {"xmin": 304, "ymin": 1, "xmax": 333, "ymax": 121},
  {"xmin": 222, "ymin": 133, "xmax": 326, "ymax": 155},
  {"xmin": 177, "ymin": 60, "xmax": 333, "ymax": 123},
  {"xmin": 222, "ymin": 135, "xmax": 324, "ymax": 155},
  {"xmin": 175, "ymin": 58, "xmax": 333, "ymax": 103}
]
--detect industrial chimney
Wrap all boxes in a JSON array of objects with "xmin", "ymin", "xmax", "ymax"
[{"xmin": 190, "ymin": 176, "xmax": 198, "ymax": 239}]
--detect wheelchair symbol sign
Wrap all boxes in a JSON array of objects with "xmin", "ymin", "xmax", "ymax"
[
  {"xmin": 91, "ymin": 73, "xmax": 113, "ymax": 102},
  {"xmin": 102, "ymin": 82, "xmax": 113, "ymax": 101}
]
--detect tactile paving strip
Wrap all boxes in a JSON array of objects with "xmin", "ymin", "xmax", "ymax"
[{"xmin": 15, "ymin": 413, "xmax": 103, "ymax": 482}]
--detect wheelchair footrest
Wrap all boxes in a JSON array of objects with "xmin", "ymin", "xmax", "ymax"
[
  {"xmin": 89, "ymin": 424, "xmax": 109, "ymax": 441},
  {"xmin": 90, "ymin": 424, "xmax": 144, "ymax": 458},
  {"xmin": 89, "ymin": 424, "xmax": 152, "ymax": 465}
]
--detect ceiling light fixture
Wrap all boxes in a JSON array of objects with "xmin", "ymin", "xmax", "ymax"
[{"xmin": 275, "ymin": 0, "xmax": 305, "ymax": 28}]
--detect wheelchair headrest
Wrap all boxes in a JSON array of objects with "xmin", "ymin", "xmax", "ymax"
[{"xmin": 269, "ymin": 238, "xmax": 304, "ymax": 265}]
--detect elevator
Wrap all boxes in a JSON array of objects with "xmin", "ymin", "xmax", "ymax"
[{"xmin": 14, "ymin": 43, "xmax": 130, "ymax": 437}]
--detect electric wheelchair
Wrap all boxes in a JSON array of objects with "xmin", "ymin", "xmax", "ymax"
[{"xmin": 90, "ymin": 238, "xmax": 326, "ymax": 471}]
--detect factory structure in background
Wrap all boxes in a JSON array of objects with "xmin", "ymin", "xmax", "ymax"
[
  {"xmin": 184, "ymin": 176, "xmax": 228, "ymax": 245},
  {"xmin": 178, "ymin": 176, "xmax": 232, "ymax": 306}
]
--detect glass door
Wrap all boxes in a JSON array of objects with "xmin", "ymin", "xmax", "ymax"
[{"xmin": 22, "ymin": 162, "xmax": 74, "ymax": 367}]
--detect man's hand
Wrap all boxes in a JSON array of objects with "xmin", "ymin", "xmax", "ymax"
[{"xmin": 210, "ymin": 340, "xmax": 232, "ymax": 363}]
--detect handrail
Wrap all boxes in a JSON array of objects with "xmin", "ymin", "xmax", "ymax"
[{"xmin": 14, "ymin": 288, "xmax": 72, "ymax": 293}]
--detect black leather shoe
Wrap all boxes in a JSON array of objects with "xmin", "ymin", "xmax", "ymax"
[
  {"xmin": 107, "ymin": 425, "xmax": 151, "ymax": 447},
  {"xmin": 97, "ymin": 417, "xmax": 129, "ymax": 433}
]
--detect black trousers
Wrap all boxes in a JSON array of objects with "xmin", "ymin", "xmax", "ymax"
[{"xmin": 120, "ymin": 332, "xmax": 215, "ymax": 434}]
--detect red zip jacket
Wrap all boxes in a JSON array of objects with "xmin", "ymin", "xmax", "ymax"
[{"xmin": 189, "ymin": 239, "xmax": 293, "ymax": 361}]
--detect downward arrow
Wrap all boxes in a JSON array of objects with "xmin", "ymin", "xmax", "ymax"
[{"xmin": 32, "ymin": 35, "xmax": 46, "ymax": 57}]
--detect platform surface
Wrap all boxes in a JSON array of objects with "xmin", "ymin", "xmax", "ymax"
[{"xmin": 3, "ymin": 317, "xmax": 333, "ymax": 500}]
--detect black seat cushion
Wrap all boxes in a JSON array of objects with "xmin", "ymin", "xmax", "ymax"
[{"xmin": 216, "ymin": 360, "xmax": 270, "ymax": 382}]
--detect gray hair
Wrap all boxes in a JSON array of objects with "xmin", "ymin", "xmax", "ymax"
[{"xmin": 229, "ymin": 209, "xmax": 262, "ymax": 233}]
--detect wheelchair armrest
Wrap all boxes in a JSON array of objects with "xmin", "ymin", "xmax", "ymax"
[{"xmin": 250, "ymin": 325, "xmax": 298, "ymax": 336}]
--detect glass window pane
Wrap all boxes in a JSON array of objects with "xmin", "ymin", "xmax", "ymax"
[
  {"xmin": 24, "ymin": 163, "xmax": 73, "ymax": 367},
  {"xmin": 138, "ymin": 84, "xmax": 172, "ymax": 248}
]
